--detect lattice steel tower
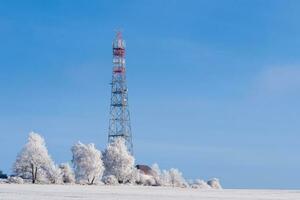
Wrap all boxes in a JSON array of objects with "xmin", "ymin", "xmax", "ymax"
[{"xmin": 108, "ymin": 32, "xmax": 133, "ymax": 153}]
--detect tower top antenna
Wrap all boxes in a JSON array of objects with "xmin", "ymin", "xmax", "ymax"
[{"xmin": 116, "ymin": 31, "xmax": 122, "ymax": 40}]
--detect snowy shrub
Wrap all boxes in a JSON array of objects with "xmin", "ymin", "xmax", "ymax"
[
  {"xmin": 160, "ymin": 170, "xmax": 170, "ymax": 186},
  {"xmin": 8, "ymin": 176, "xmax": 24, "ymax": 184},
  {"xmin": 207, "ymin": 178, "xmax": 222, "ymax": 189},
  {"xmin": 59, "ymin": 163, "xmax": 75, "ymax": 184},
  {"xmin": 0, "ymin": 179, "xmax": 8, "ymax": 184},
  {"xmin": 13, "ymin": 132, "xmax": 56, "ymax": 184},
  {"xmin": 169, "ymin": 168, "xmax": 188, "ymax": 187},
  {"xmin": 190, "ymin": 179, "xmax": 211, "ymax": 189},
  {"xmin": 46, "ymin": 165, "xmax": 63, "ymax": 184},
  {"xmin": 151, "ymin": 163, "xmax": 161, "ymax": 178},
  {"xmin": 71, "ymin": 142, "xmax": 104, "ymax": 185},
  {"xmin": 149, "ymin": 163, "xmax": 163, "ymax": 186},
  {"xmin": 149, "ymin": 164, "xmax": 188, "ymax": 187},
  {"xmin": 160, "ymin": 168, "xmax": 188, "ymax": 188},
  {"xmin": 137, "ymin": 172, "xmax": 156, "ymax": 186},
  {"xmin": 102, "ymin": 175, "xmax": 118, "ymax": 185},
  {"xmin": 103, "ymin": 138, "xmax": 135, "ymax": 183}
]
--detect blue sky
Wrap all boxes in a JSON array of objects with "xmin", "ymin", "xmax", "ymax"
[{"xmin": 0, "ymin": 0, "xmax": 300, "ymax": 189}]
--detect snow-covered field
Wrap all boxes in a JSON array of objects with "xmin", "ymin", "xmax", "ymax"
[{"xmin": 0, "ymin": 184, "xmax": 299, "ymax": 200}]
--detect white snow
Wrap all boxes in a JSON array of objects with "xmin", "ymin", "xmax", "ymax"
[{"xmin": 0, "ymin": 184, "xmax": 299, "ymax": 200}]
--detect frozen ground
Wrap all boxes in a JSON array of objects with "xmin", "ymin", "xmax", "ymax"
[{"xmin": 0, "ymin": 184, "xmax": 300, "ymax": 200}]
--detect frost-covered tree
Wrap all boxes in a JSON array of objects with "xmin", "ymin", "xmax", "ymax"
[
  {"xmin": 13, "ymin": 132, "xmax": 55, "ymax": 184},
  {"xmin": 103, "ymin": 138, "xmax": 135, "ymax": 183},
  {"xmin": 160, "ymin": 169, "xmax": 171, "ymax": 186},
  {"xmin": 59, "ymin": 163, "xmax": 75, "ymax": 184},
  {"xmin": 151, "ymin": 163, "xmax": 161, "ymax": 177},
  {"xmin": 151, "ymin": 163, "xmax": 162, "ymax": 185},
  {"xmin": 71, "ymin": 142, "xmax": 104, "ymax": 185},
  {"xmin": 160, "ymin": 168, "xmax": 187, "ymax": 187},
  {"xmin": 168, "ymin": 168, "xmax": 187, "ymax": 187}
]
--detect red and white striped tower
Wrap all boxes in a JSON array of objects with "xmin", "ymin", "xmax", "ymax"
[{"xmin": 108, "ymin": 32, "xmax": 133, "ymax": 153}]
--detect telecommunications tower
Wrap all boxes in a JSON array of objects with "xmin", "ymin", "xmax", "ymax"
[{"xmin": 108, "ymin": 32, "xmax": 133, "ymax": 153}]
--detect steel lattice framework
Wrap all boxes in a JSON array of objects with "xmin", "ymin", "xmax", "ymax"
[{"xmin": 108, "ymin": 32, "xmax": 133, "ymax": 153}]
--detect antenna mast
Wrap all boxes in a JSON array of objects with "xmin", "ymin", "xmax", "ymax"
[{"xmin": 108, "ymin": 31, "xmax": 133, "ymax": 153}]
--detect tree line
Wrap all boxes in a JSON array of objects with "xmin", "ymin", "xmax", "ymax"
[{"xmin": 3, "ymin": 132, "xmax": 222, "ymax": 189}]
